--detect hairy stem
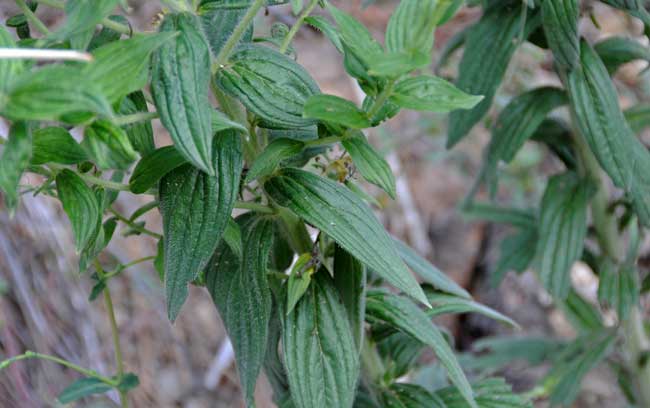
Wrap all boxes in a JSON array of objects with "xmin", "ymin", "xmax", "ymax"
[
  {"xmin": 279, "ymin": 0, "xmax": 320, "ymax": 54},
  {"xmin": 95, "ymin": 261, "xmax": 128, "ymax": 408},
  {"xmin": 109, "ymin": 207, "xmax": 163, "ymax": 239},
  {"xmin": 214, "ymin": 0, "xmax": 266, "ymax": 68},
  {"xmin": 0, "ymin": 351, "xmax": 116, "ymax": 386}
]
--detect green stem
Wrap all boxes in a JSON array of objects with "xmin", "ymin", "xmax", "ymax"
[
  {"xmin": 109, "ymin": 207, "xmax": 163, "ymax": 239},
  {"xmin": 47, "ymin": 164, "xmax": 131, "ymax": 192},
  {"xmin": 0, "ymin": 351, "xmax": 116, "ymax": 386},
  {"xmin": 95, "ymin": 261, "xmax": 128, "ymax": 408},
  {"xmin": 305, "ymin": 135, "xmax": 342, "ymax": 148},
  {"xmin": 103, "ymin": 256, "xmax": 157, "ymax": 280},
  {"xmin": 112, "ymin": 112, "xmax": 158, "ymax": 126},
  {"xmin": 214, "ymin": 0, "xmax": 266, "ymax": 69},
  {"xmin": 15, "ymin": 0, "xmax": 50, "ymax": 36},
  {"xmin": 235, "ymin": 200, "xmax": 276, "ymax": 214},
  {"xmin": 366, "ymin": 79, "xmax": 396, "ymax": 120},
  {"xmin": 279, "ymin": 0, "xmax": 320, "ymax": 54},
  {"xmin": 624, "ymin": 307, "xmax": 650, "ymax": 407}
]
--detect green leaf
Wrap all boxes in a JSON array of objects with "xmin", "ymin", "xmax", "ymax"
[
  {"xmin": 392, "ymin": 237, "xmax": 470, "ymax": 299},
  {"xmin": 58, "ymin": 0, "xmax": 119, "ymax": 39},
  {"xmin": 57, "ymin": 377, "xmax": 112, "ymax": 404},
  {"xmin": 488, "ymin": 87, "xmax": 567, "ymax": 166},
  {"xmin": 129, "ymin": 146, "xmax": 187, "ymax": 194},
  {"xmin": 159, "ymin": 131, "xmax": 242, "ymax": 321},
  {"xmin": 435, "ymin": 377, "xmax": 532, "ymax": 408},
  {"xmin": 469, "ymin": 336, "xmax": 563, "ymax": 373},
  {"xmin": 382, "ymin": 383, "xmax": 445, "ymax": 408},
  {"xmin": 342, "ymin": 133, "xmax": 395, "ymax": 198},
  {"xmin": 327, "ymin": 4, "xmax": 383, "ymax": 66},
  {"xmin": 492, "ymin": 227, "xmax": 537, "ymax": 287},
  {"xmin": 212, "ymin": 109, "xmax": 248, "ymax": 134},
  {"xmin": 283, "ymin": 273, "xmax": 360, "ymax": 408},
  {"xmin": 119, "ymin": 91, "xmax": 155, "ymax": 155},
  {"xmin": 333, "ymin": 245, "xmax": 367, "ymax": 352},
  {"xmin": 598, "ymin": 262, "xmax": 639, "ymax": 320},
  {"xmin": 594, "ymin": 36, "xmax": 650, "ymax": 74},
  {"xmin": 2, "ymin": 65, "xmax": 113, "ymax": 121},
  {"xmin": 286, "ymin": 253, "xmax": 314, "ymax": 315},
  {"xmin": 0, "ymin": 122, "xmax": 31, "ymax": 213},
  {"xmin": 448, "ymin": 5, "xmax": 536, "ymax": 147},
  {"xmin": 536, "ymin": 173, "xmax": 593, "ymax": 299},
  {"xmin": 567, "ymin": 40, "xmax": 650, "ymax": 225},
  {"xmin": 31, "ymin": 127, "xmax": 87, "ymax": 165},
  {"xmin": 624, "ymin": 104, "xmax": 650, "ymax": 133},
  {"xmin": 84, "ymin": 33, "xmax": 176, "ymax": 103},
  {"xmin": 265, "ymin": 168, "xmax": 428, "ymax": 305},
  {"xmin": 199, "ymin": 0, "xmax": 255, "ymax": 56},
  {"xmin": 0, "ymin": 26, "xmax": 23, "ymax": 93},
  {"xmin": 558, "ymin": 289, "xmax": 603, "ymax": 333},
  {"xmin": 117, "ymin": 373, "xmax": 139, "ymax": 393},
  {"xmin": 56, "ymin": 169, "xmax": 101, "ymax": 252},
  {"xmin": 545, "ymin": 331, "xmax": 616, "ymax": 406},
  {"xmin": 205, "ymin": 215, "xmax": 274, "ymax": 407},
  {"xmin": 88, "ymin": 15, "xmax": 128, "ymax": 50},
  {"xmin": 246, "ymin": 138, "xmax": 304, "ymax": 183},
  {"xmin": 366, "ymin": 290, "xmax": 477, "ymax": 408},
  {"xmin": 152, "ymin": 13, "xmax": 215, "ymax": 175},
  {"xmin": 215, "ymin": 44, "xmax": 321, "ymax": 129},
  {"xmin": 304, "ymin": 94, "xmax": 371, "ymax": 129},
  {"xmin": 541, "ymin": 0, "xmax": 580, "ymax": 70},
  {"xmin": 424, "ymin": 288, "xmax": 518, "ymax": 328},
  {"xmin": 390, "ymin": 75, "xmax": 483, "ymax": 113},
  {"xmin": 82, "ymin": 119, "xmax": 138, "ymax": 170},
  {"xmin": 385, "ymin": 0, "xmax": 437, "ymax": 54},
  {"xmin": 367, "ymin": 51, "xmax": 431, "ymax": 78},
  {"xmin": 304, "ymin": 16, "xmax": 343, "ymax": 53},
  {"xmin": 460, "ymin": 202, "xmax": 536, "ymax": 229},
  {"xmin": 223, "ymin": 217, "xmax": 243, "ymax": 259},
  {"xmin": 433, "ymin": 0, "xmax": 465, "ymax": 26}
]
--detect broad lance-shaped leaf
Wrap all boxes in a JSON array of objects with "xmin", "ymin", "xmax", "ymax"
[
  {"xmin": 264, "ymin": 168, "xmax": 428, "ymax": 305},
  {"xmin": 129, "ymin": 146, "xmax": 187, "ymax": 194},
  {"xmin": 392, "ymin": 237, "xmax": 470, "ymax": 298},
  {"xmin": 390, "ymin": 75, "xmax": 483, "ymax": 113},
  {"xmin": 366, "ymin": 290, "xmax": 477, "ymax": 408},
  {"xmin": 57, "ymin": 0, "xmax": 119, "ymax": 38},
  {"xmin": 119, "ymin": 91, "xmax": 155, "ymax": 155},
  {"xmin": 159, "ymin": 131, "xmax": 243, "ymax": 321},
  {"xmin": 304, "ymin": 94, "xmax": 370, "ymax": 129},
  {"xmin": 448, "ymin": 5, "xmax": 537, "ymax": 147},
  {"xmin": 597, "ymin": 262, "xmax": 639, "ymax": 320},
  {"xmin": 31, "ymin": 127, "xmax": 87, "ymax": 165},
  {"xmin": 536, "ymin": 173, "xmax": 594, "ymax": 299},
  {"xmin": 206, "ymin": 215, "xmax": 274, "ymax": 407},
  {"xmin": 382, "ymin": 383, "xmax": 445, "ymax": 408},
  {"xmin": 56, "ymin": 169, "xmax": 101, "ymax": 252},
  {"xmin": 152, "ymin": 13, "xmax": 215, "ymax": 175},
  {"xmin": 542, "ymin": 0, "xmax": 580, "ymax": 70},
  {"xmin": 326, "ymin": 4, "xmax": 383, "ymax": 67},
  {"xmin": 567, "ymin": 40, "xmax": 650, "ymax": 225},
  {"xmin": 435, "ymin": 377, "xmax": 532, "ymax": 408},
  {"xmin": 304, "ymin": 16, "xmax": 343, "ymax": 53},
  {"xmin": 199, "ymin": 0, "xmax": 255, "ymax": 56},
  {"xmin": 283, "ymin": 273, "xmax": 360, "ymax": 408},
  {"xmin": 57, "ymin": 377, "xmax": 112, "ymax": 404},
  {"xmin": 492, "ymin": 227, "xmax": 537, "ymax": 287},
  {"xmin": 216, "ymin": 44, "xmax": 321, "ymax": 129},
  {"xmin": 81, "ymin": 119, "xmax": 138, "ymax": 170},
  {"xmin": 1, "ymin": 65, "xmax": 113, "ymax": 121},
  {"xmin": 84, "ymin": 33, "xmax": 177, "ymax": 103},
  {"xmin": 0, "ymin": 121, "xmax": 31, "ymax": 213},
  {"xmin": 423, "ymin": 288, "xmax": 518, "ymax": 328},
  {"xmin": 246, "ymin": 138, "xmax": 304, "ymax": 183},
  {"xmin": 594, "ymin": 36, "xmax": 650, "ymax": 74},
  {"xmin": 333, "ymin": 245, "xmax": 367, "ymax": 352},
  {"xmin": 385, "ymin": 0, "xmax": 437, "ymax": 54},
  {"xmin": 0, "ymin": 26, "xmax": 23, "ymax": 92},
  {"xmin": 342, "ymin": 133, "xmax": 396, "ymax": 199}
]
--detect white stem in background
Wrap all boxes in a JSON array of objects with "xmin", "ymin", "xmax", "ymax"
[{"xmin": 0, "ymin": 48, "xmax": 93, "ymax": 62}]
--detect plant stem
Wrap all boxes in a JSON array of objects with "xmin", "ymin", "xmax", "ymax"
[
  {"xmin": 47, "ymin": 164, "xmax": 132, "ymax": 192},
  {"xmin": 234, "ymin": 200, "xmax": 275, "ymax": 214},
  {"xmin": 33, "ymin": 0, "xmax": 131, "ymax": 35},
  {"xmin": 279, "ymin": 0, "xmax": 320, "ymax": 54},
  {"xmin": 0, "ymin": 351, "xmax": 116, "ymax": 386},
  {"xmin": 109, "ymin": 207, "xmax": 163, "ymax": 239},
  {"xmin": 15, "ymin": 0, "xmax": 50, "ymax": 36},
  {"xmin": 112, "ymin": 112, "xmax": 158, "ymax": 126},
  {"xmin": 95, "ymin": 261, "xmax": 128, "ymax": 408},
  {"xmin": 366, "ymin": 79, "xmax": 396, "ymax": 120},
  {"xmin": 103, "ymin": 256, "xmax": 157, "ymax": 280},
  {"xmin": 305, "ymin": 135, "xmax": 342, "ymax": 148},
  {"xmin": 624, "ymin": 307, "xmax": 650, "ymax": 406},
  {"xmin": 214, "ymin": 0, "xmax": 266, "ymax": 69}
]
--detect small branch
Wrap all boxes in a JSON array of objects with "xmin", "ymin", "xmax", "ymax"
[
  {"xmin": 109, "ymin": 207, "xmax": 163, "ymax": 239},
  {"xmin": 279, "ymin": 0, "xmax": 320, "ymax": 54},
  {"xmin": 234, "ymin": 201, "xmax": 276, "ymax": 214},
  {"xmin": 0, "ymin": 351, "xmax": 116, "ymax": 386},
  {"xmin": 47, "ymin": 164, "xmax": 131, "ymax": 191},
  {"xmin": 366, "ymin": 79, "xmax": 396, "ymax": 120},
  {"xmin": 103, "ymin": 256, "xmax": 157, "ymax": 280},
  {"xmin": 15, "ymin": 0, "xmax": 51, "ymax": 36},
  {"xmin": 112, "ymin": 112, "xmax": 159, "ymax": 126},
  {"xmin": 214, "ymin": 0, "xmax": 266, "ymax": 69},
  {"xmin": 0, "ymin": 48, "xmax": 92, "ymax": 62}
]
